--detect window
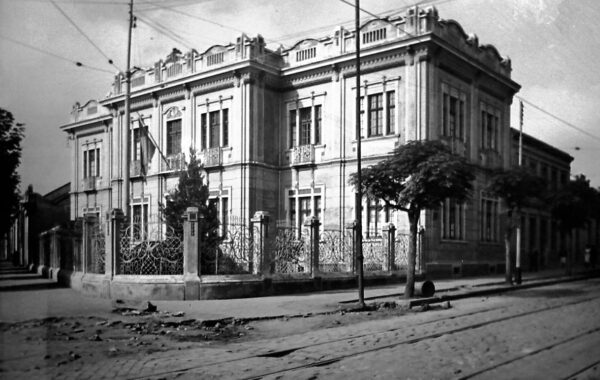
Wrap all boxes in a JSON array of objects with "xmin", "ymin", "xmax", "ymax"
[
  {"xmin": 480, "ymin": 105, "xmax": 500, "ymax": 151},
  {"xmin": 209, "ymin": 193, "xmax": 230, "ymax": 237},
  {"xmin": 209, "ymin": 111, "xmax": 219, "ymax": 148},
  {"xmin": 441, "ymin": 199, "xmax": 465, "ymax": 240},
  {"xmin": 133, "ymin": 128, "xmax": 142, "ymax": 161},
  {"xmin": 441, "ymin": 86, "xmax": 466, "ymax": 139},
  {"xmin": 314, "ymin": 105, "xmax": 321, "ymax": 145},
  {"xmin": 359, "ymin": 91, "xmax": 395, "ymax": 139},
  {"xmin": 83, "ymin": 147, "xmax": 100, "ymax": 178},
  {"xmin": 480, "ymin": 194, "xmax": 499, "ymax": 242},
  {"xmin": 289, "ymin": 109, "xmax": 297, "ymax": 148},
  {"xmin": 289, "ymin": 104, "xmax": 323, "ymax": 147},
  {"xmin": 222, "ymin": 109, "xmax": 229, "ymax": 147},
  {"xmin": 166, "ymin": 119, "xmax": 182, "ymax": 155},
  {"xmin": 368, "ymin": 94, "xmax": 383, "ymax": 137},
  {"xmin": 132, "ymin": 203, "xmax": 148, "ymax": 241},
  {"xmin": 288, "ymin": 189, "xmax": 322, "ymax": 231},
  {"xmin": 199, "ymin": 108, "xmax": 229, "ymax": 150},
  {"xmin": 386, "ymin": 91, "xmax": 395, "ymax": 135},
  {"xmin": 299, "ymin": 107, "xmax": 311, "ymax": 146},
  {"xmin": 366, "ymin": 198, "xmax": 389, "ymax": 237},
  {"xmin": 200, "ymin": 114, "xmax": 207, "ymax": 150}
]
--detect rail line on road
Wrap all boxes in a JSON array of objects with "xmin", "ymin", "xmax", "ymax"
[{"xmin": 136, "ymin": 279, "xmax": 600, "ymax": 380}]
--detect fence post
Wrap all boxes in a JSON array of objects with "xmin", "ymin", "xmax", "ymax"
[
  {"xmin": 183, "ymin": 207, "xmax": 200, "ymax": 299},
  {"xmin": 345, "ymin": 220, "xmax": 358, "ymax": 273},
  {"xmin": 105, "ymin": 209, "xmax": 124, "ymax": 278},
  {"xmin": 251, "ymin": 211, "xmax": 270, "ymax": 275},
  {"xmin": 304, "ymin": 216, "xmax": 320, "ymax": 277},
  {"xmin": 382, "ymin": 223, "xmax": 396, "ymax": 272}
]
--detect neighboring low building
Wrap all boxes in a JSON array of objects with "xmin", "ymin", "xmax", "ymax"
[
  {"xmin": 61, "ymin": 6, "xmax": 521, "ymax": 275},
  {"xmin": 512, "ymin": 128, "xmax": 598, "ymax": 269},
  {"xmin": 5, "ymin": 183, "xmax": 70, "ymax": 267}
]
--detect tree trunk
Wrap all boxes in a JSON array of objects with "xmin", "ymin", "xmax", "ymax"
[{"xmin": 404, "ymin": 209, "xmax": 419, "ymax": 299}]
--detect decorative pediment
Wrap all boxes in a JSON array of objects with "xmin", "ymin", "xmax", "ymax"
[
  {"xmin": 164, "ymin": 106, "xmax": 182, "ymax": 119},
  {"xmin": 203, "ymin": 45, "xmax": 228, "ymax": 55},
  {"xmin": 164, "ymin": 48, "xmax": 183, "ymax": 64}
]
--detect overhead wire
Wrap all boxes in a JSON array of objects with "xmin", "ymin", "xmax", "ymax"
[
  {"xmin": 0, "ymin": 34, "xmax": 115, "ymax": 74},
  {"xmin": 135, "ymin": 13, "xmax": 196, "ymax": 51},
  {"xmin": 517, "ymin": 96, "xmax": 600, "ymax": 143},
  {"xmin": 49, "ymin": 0, "xmax": 121, "ymax": 71}
]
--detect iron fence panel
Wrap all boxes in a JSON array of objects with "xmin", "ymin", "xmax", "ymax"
[
  {"xmin": 319, "ymin": 229, "xmax": 353, "ymax": 273},
  {"xmin": 119, "ymin": 222, "xmax": 183, "ymax": 275}
]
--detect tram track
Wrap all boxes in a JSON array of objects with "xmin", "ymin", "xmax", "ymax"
[{"xmin": 135, "ymin": 280, "xmax": 600, "ymax": 379}]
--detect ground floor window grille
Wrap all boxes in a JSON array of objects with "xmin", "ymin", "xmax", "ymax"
[{"xmin": 480, "ymin": 193, "xmax": 499, "ymax": 242}]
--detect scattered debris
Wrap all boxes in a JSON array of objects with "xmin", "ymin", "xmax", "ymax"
[
  {"xmin": 172, "ymin": 311, "xmax": 185, "ymax": 317},
  {"xmin": 88, "ymin": 334, "xmax": 102, "ymax": 342},
  {"xmin": 146, "ymin": 302, "xmax": 158, "ymax": 313}
]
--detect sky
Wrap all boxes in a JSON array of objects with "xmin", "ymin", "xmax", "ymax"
[{"xmin": 1, "ymin": 0, "xmax": 599, "ymax": 195}]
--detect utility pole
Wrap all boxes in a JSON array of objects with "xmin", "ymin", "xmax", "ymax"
[
  {"xmin": 123, "ymin": 0, "xmax": 134, "ymax": 218},
  {"xmin": 515, "ymin": 100, "xmax": 524, "ymax": 284},
  {"xmin": 355, "ymin": 0, "xmax": 364, "ymax": 307}
]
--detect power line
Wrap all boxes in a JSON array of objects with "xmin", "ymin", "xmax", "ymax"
[
  {"xmin": 49, "ymin": 0, "xmax": 121, "ymax": 71},
  {"xmin": 0, "ymin": 34, "xmax": 115, "ymax": 74},
  {"xmin": 517, "ymin": 96, "xmax": 600, "ymax": 143},
  {"xmin": 135, "ymin": 14, "xmax": 196, "ymax": 51},
  {"xmin": 137, "ymin": 2, "xmax": 246, "ymax": 36}
]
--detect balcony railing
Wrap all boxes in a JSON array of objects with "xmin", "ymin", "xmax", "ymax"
[
  {"xmin": 201, "ymin": 147, "xmax": 222, "ymax": 168},
  {"xmin": 440, "ymin": 136, "xmax": 467, "ymax": 157},
  {"xmin": 83, "ymin": 176, "xmax": 97, "ymax": 192},
  {"xmin": 164, "ymin": 153, "xmax": 184, "ymax": 172},
  {"xmin": 290, "ymin": 145, "xmax": 315, "ymax": 166},
  {"xmin": 479, "ymin": 149, "xmax": 502, "ymax": 168}
]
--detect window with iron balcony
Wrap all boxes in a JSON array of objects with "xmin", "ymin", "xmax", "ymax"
[
  {"xmin": 83, "ymin": 146, "xmax": 100, "ymax": 191},
  {"xmin": 289, "ymin": 104, "xmax": 322, "ymax": 166},
  {"xmin": 199, "ymin": 108, "xmax": 229, "ymax": 167}
]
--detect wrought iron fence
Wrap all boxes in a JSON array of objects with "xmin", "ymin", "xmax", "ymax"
[
  {"xmin": 270, "ymin": 226, "xmax": 309, "ymax": 274},
  {"xmin": 203, "ymin": 217, "xmax": 254, "ymax": 275},
  {"xmin": 119, "ymin": 221, "xmax": 183, "ymax": 275},
  {"xmin": 86, "ymin": 221, "xmax": 105, "ymax": 274},
  {"xmin": 394, "ymin": 233, "xmax": 410, "ymax": 270},
  {"xmin": 319, "ymin": 228, "xmax": 353, "ymax": 273},
  {"xmin": 363, "ymin": 237, "xmax": 385, "ymax": 271}
]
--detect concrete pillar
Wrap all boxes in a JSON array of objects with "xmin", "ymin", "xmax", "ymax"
[
  {"xmin": 183, "ymin": 207, "xmax": 200, "ymax": 299},
  {"xmin": 382, "ymin": 223, "xmax": 396, "ymax": 272},
  {"xmin": 346, "ymin": 220, "xmax": 358, "ymax": 273},
  {"xmin": 105, "ymin": 209, "xmax": 124, "ymax": 278},
  {"xmin": 304, "ymin": 216, "xmax": 320, "ymax": 277},
  {"xmin": 251, "ymin": 211, "xmax": 270, "ymax": 275}
]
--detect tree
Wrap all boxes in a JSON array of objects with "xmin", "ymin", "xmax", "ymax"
[
  {"xmin": 0, "ymin": 108, "xmax": 25, "ymax": 238},
  {"xmin": 350, "ymin": 140, "xmax": 475, "ymax": 298},
  {"xmin": 160, "ymin": 148, "xmax": 222, "ymax": 273},
  {"xmin": 488, "ymin": 167, "xmax": 546, "ymax": 284},
  {"xmin": 551, "ymin": 175, "xmax": 597, "ymax": 274}
]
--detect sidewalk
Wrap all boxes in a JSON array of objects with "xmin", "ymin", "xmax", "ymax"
[{"xmin": 0, "ymin": 260, "xmax": 597, "ymax": 324}]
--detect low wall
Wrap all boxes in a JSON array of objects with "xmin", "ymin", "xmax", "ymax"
[{"xmin": 41, "ymin": 270, "xmax": 413, "ymax": 300}]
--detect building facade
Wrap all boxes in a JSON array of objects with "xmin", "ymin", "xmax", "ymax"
[{"xmin": 60, "ymin": 6, "xmax": 521, "ymax": 274}]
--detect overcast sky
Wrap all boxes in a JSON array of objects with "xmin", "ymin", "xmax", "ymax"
[{"xmin": 1, "ymin": 0, "xmax": 599, "ymax": 195}]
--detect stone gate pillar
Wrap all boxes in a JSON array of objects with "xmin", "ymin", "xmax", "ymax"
[
  {"xmin": 382, "ymin": 223, "xmax": 396, "ymax": 272},
  {"xmin": 251, "ymin": 211, "xmax": 270, "ymax": 275},
  {"xmin": 304, "ymin": 216, "xmax": 320, "ymax": 277},
  {"xmin": 183, "ymin": 207, "xmax": 200, "ymax": 299},
  {"xmin": 104, "ymin": 209, "xmax": 124, "ymax": 278},
  {"xmin": 346, "ymin": 220, "xmax": 358, "ymax": 273}
]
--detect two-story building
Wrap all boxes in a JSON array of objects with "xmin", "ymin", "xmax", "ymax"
[{"xmin": 60, "ymin": 6, "xmax": 521, "ymax": 275}]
